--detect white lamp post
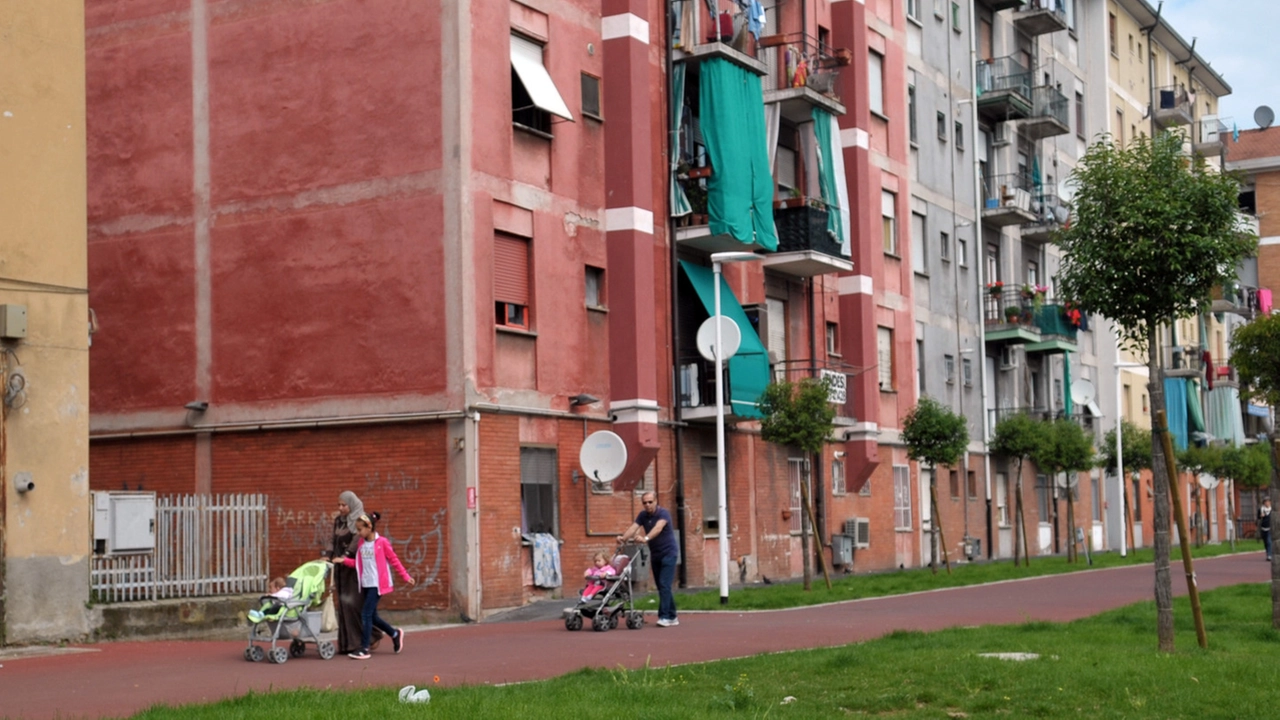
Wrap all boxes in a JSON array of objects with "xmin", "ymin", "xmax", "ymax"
[
  {"xmin": 711, "ymin": 250, "xmax": 763, "ymax": 605},
  {"xmin": 1114, "ymin": 360, "xmax": 1146, "ymax": 556}
]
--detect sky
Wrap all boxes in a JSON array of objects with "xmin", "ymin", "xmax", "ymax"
[{"xmin": 1160, "ymin": 0, "xmax": 1280, "ymax": 130}]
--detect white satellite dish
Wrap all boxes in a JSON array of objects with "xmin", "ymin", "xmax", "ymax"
[
  {"xmin": 695, "ymin": 315, "xmax": 742, "ymax": 362},
  {"xmin": 1054, "ymin": 473, "xmax": 1080, "ymax": 489},
  {"xmin": 1197, "ymin": 473, "xmax": 1220, "ymax": 490},
  {"xmin": 580, "ymin": 431, "xmax": 628, "ymax": 485},
  {"xmin": 1255, "ymin": 105, "xmax": 1274, "ymax": 130},
  {"xmin": 1070, "ymin": 378, "xmax": 1096, "ymax": 407}
]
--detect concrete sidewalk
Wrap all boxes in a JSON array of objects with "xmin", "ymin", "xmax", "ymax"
[{"xmin": 0, "ymin": 552, "xmax": 1268, "ymax": 720}]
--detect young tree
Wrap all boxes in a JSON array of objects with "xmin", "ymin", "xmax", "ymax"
[
  {"xmin": 1177, "ymin": 445, "xmax": 1222, "ymax": 548},
  {"xmin": 1057, "ymin": 132, "xmax": 1255, "ymax": 650},
  {"xmin": 1032, "ymin": 419, "xmax": 1095, "ymax": 562},
  {"xmin": 1230, "ymin": 311, "xmax": 1280, "ymax": 627},
  {"xmin": 991, "ymin": 413, "xmax": 1048, "ymax": 566},
  {"xmin": 901, "ymin": 396, "xmax": 969, "ymax": 574},
  {"xmin": 759, "ymin": 377, "xmax": 836, "ymax": 590},
  {"xmin": 1099, "ymin": 421, "xmax": 1153, "ymax": 550}
]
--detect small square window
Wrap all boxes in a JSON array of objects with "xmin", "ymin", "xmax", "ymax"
[
  {"xmin": 585, "ymin": 266, "xmax": 605, "ymax": 309},
  {"xmin": 940, "ymin": 231, "xmax": 951, "ymax": 261},
  {"xmin": 937, "ymin": 111, "xmax": 948, "ymax": 141},
  {"xmin": 951, "ymin": 1, "xmax": 961, "ymax": 31},
  {"xmin": 958, "ymin": 237, "xmax": 968, "ymax": 267},
  {"xmin": 945, "ymin": 354, "xmax": 956, "ymax": 384},
  {"xmin": 581, "ymin": 73, "xmax": 601, "ymax": 120},
  {"xmin": 955, "ymin": 120, "xmax": 964, "ymax": 150},
  {"xmin": 826, "ymin": 322, "xmax": 840, "ymax": 355},
  {"xmin": 962, "ymin": 358, "xmax": 973, "ymax": 387}
]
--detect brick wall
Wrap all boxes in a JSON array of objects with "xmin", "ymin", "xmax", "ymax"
[{"xmin": 90, "ymin": 435, "xmax": 196, "ymax": 496}]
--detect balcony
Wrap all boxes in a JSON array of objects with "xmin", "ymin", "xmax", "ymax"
[
  {"xmin": 1208, "ymin": 358, "xmax": 1240, "ymax": 389},
  {"xmin": 761, "ymin": 201, "xmax": 853, "ymax": 277},
  {"xmin": 983, "ymin": 287, "xmax": 1043, "ymax": 344},
  {"xmin": 1154, "ymin": 86, "xmax": 1193, "ymax": 128},
  {"xmin": 1194, "ymin": 115, "xmax": 1228, "ymax": 156},
  {"xmin": 1024, "ymin": 303, "xmax": 1079, "ymax": 353},
  {"xmin": 978, "ymin": 0, "xmax": 1027, "ymax": 11},
  {"xmin": 759, "ymin": 33, "xmax": 848, "ymax": 124},
  {"xmin": 976, "ymin": 56, "xmax": 1032, "ymax": 123},
  {"xmin": 989, "ymin": 406, "xmax": 1099, "ymax": 438},
  {"xmin": 1210, "ymin": 282, "xmax": 1260, "ymax": 318},
  {"xmin": 1161, "ymin": 345, "xmax": 1204, "ymax": 378},
  {"xmin": 1020, "ymin": 192, "xmax": 1069, "ymax": 244},
  {"xmin": 1013, "ymin": 0, "xmax": 1069, "ymax": 36},
  {"xmin": 770, "ymin": 359, "xmax": 855, "ymax": 417},
  {"xmin": 981, "ymin": 173, "xmax": 1038, "ymax": 227},
  {"xmin": 671, "ymin": 0, "xmax": 767, "ymax": 76},
  {"xmin": 1022, "ymin": 85, "xmax": 1070, "ymax": 140}
]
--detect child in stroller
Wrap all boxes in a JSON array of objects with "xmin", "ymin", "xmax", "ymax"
[
  {"xmin": 564, "ymin": 546, "xmax": 645, "ymax": 632},
  {"xmin": 244, "ymin": 559, "xmax": 337, "ymax": 664}
]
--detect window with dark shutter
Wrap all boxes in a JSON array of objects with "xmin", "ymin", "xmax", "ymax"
[
  {"xmin": 520, "ymin": 448, "xmax": 558, "ymax": 535},
  {"xmin": 494, "ymin": 233, "xmax": 530, "ymax": 329}
]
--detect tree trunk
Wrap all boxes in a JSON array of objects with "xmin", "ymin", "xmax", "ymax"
[
  {"xmin": 931, "ymin": 475, "xmax": 952, "ymax": 574},
  {"xmin": 1013, "ymin": 459, "xmax": 1023, "ymax": 567},
  {"xmin": 1017, "ymin": 477, "xmax": 1031, "ymax": 567},
  {"xmin": 1066, "ymin": 480, "xmax": 1076, "ymax": 563},
  {"xmin": 1157, "ymin": 409, "xmax": 1207, "ymax": 648},
  {"xmin": 801, "ymin": 462, "xmax": 831, "ymax": 590},
  {"xmin": 1123, "ymin": 474, "xmax": 1136, "ymax": 552},
  {"xmin": 1148, "ymin": 327, "xmax": 1175, "ymax": 653},
  {"xmin": 1270, "ymin": 440, "xmax": 1280, "ymax": 629},
  {"xmin": 800, "ymin": 460, "xmax": 812, "ymax": 592}
]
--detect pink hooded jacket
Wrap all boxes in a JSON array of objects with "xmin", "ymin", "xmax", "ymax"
[{"xmin": 341, "ymin": 534, "xmax": 412, "ymax": 594}]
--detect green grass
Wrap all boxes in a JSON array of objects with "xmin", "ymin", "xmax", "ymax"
[
  {"xmin": 133, "ymin": 582, "xmax": 1278, "ymax": 719},
  {"xmin": 661, "ymin": 541, "xmax": 1259, "ymax": 612}
]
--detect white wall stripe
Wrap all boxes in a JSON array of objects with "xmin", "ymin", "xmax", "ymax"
[
  {"xmin": 1258, "ymin": 235, "xmax": 1280, "ymax": 246},
  {"xmin": 602, "ymin": 13, "xmax": 649, "ymax": 44},
  {"xmin": 837, "ymin": 274, "xmax": 874, "ymax": 295},
  {"xmin": 605, "ymin": 206, "xmax": 654, "ymax": 234}
]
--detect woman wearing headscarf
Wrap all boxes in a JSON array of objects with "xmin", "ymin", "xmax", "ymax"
[{"xmin": 329, "ymin": 490, "xmax": 383, "ymax": 654}]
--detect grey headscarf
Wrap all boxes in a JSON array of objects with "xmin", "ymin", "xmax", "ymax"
[{"xmin": 339, "ymin": 491, "xmax": 364, "ymax": 532}]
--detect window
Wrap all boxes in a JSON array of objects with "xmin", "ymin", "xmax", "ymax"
[
  {"xmin": 958, "ymin": 236, "xmax": 968, "ymax": 267},
  {"xmin": 962, "ymin": 357, "xmax": 973, "ymax": 387},
  {"xmin": 766, "ymin": 297, "xmax": 787, "ymax": 378},
  {"xmin": 1123, "ymin": 383, "xmax": 1132, "ymax": 418},
  {"xmin": 1132, "ymin": 476, "xmax": 1143, "ymax": 521},
  {"xmin": 788, "ymin": 458, "xmax": 809, "ymax": 533},
  {"xmin": 860, "ymin": 474, "xmax": 872, "ymax": 497},
  {"xmin": 1027, "ymin": 260, "xmax": 1039, "ymax": 287},
  {"xmin": 1108, "ymin": 13, "xmax": 1117, "ymax": 56},
  {"xmin": 911, "ymin": 212, "xmax": 927, "ymax": 274},
  {"xmin": 511, "ymin": 34, "xmax": 573, "ymax": 134},
  {"xmin": 946, "ymin": 468, "xmax": 958, "ymax": 499},
  {"xmin": 1142, "ymin": 393, "xmax": 1148, "ymax": 414},
  {"xmin": 968, "ymin": 471, "xmax": 978, "ymax": 500},
  {"xmin": 1075, "ymin": 91, "xmax": 1085, "ymax": 139},
  {"xmin": 945, "ymin": 354, "xmax": 956, "ymax": 384},
  {"xmin": 978, "ymin": 17, "xmax": 993, "ymax": 61},
  {"xmin": 877, "ymin": 326, "xmax": 894, "ymax": 391},
  {"xmin": 996, "ymin": 472, "xmax": 1009, "ymax": 526},
  {"xmin": 1114, "ymin": 108, "xmax": 1124, "ymax": 145},
  {"xmin": 907, "ymin": 79, "xmax": 918, "ymax": 144},
  {"xmin": 520, "ymin": 447, "xmax": 558, "ymax": 534},
  {"xmin": 893, "ymin": 465, "xmax": 912, "ymax": 530},
  {"xmin": 1127, "ymin": 34, "xmax": 1133, "ymax": 55},
  {"xmin": 700, "ymin": 455, "xmax": 726, "ymax": 532},
  {"xmin": 937, "ymin": 110, "xmax": 948, "ymax": 141},
  {"xmin": 940, "ymin": 231, "xmax": 951, "ymax": 261},
  {"xmin": 581, "ymin": 73, "xmax": 602, "ymax": 120},
  {"xmin": 495, "ymin": 233, "xmax": 531, "ymax": 329},
  {"xmin": 1091, "ymin": 470, "xmax": 1102, "ymax": 522},
  {"xmin": 906, "ymin": 0, "xmax": 920, "ymax": 21},
  {"xmin": 951, "ymin": 1, "xmax": 961, "ymax": 31},
  {"xmin": 916, "ymin": 338, "xmax": 925, "ymax": 396},
  {"xmin": 985, "ymin": 243, "xmax": 999, "ymax": 286},
  {"xmin": 868, "ymin": 51, "xmax": 885, "ymax": 116},
  {"xmin": 832, "ymin": 456, "xmax": 847, "ymax": 495},
  {"xmin": 1053, "ymin": 378, "xmax": 1063, "ymax": 409},
  {"xmin": 826, "ymin": 322, "xmax": 840, "ymax": 356},
  {"xmin": 882, "ymin": 190, "xmax": 897, "ymax": 254},
  {"xmin": 1036, "ymin": 474, "xmax": 1051, "ymax": 520},
  {"xmin": 955, "ymin": 120, "xmax": 964, "ymax": 150},
  {"xmin": 585, "ymin": 266, "xmax": 604, "ymax": 309}
]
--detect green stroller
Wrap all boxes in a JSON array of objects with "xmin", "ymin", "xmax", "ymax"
[{"xmin": 244, "ymin": 559, "xmax": 336, "ymax": 664}]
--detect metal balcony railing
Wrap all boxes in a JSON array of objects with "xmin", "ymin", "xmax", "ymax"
[
  {"xmin": 976, "ymin": 56, "xmax": 1032, "ymax": 98},
  {"xmin": 1032, "ymin": 85, "xmax": 1069, "ymax": 125},
  {"xmin": 1161, "ymin": 345, "xmax": 1205, "ymax": 376},
  {"xmin": 671, "ymin": 0, "xmax": 762, "ymax": 62},
  {"xmin": 1154, "ymin": 85, "xmax": 1192, "ymax": 127},
  {"xmin": 982, "ymin": 172, "xmax": 1034, "ymax": 211},
  {"xmin": 983, "ymin": 287, "xmax": 1047, "ymax": 328},
  {"xmin": 759, "ymin": 33, "xmax": 846, "ymax": 99}
]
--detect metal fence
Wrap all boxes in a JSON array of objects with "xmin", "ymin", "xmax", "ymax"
[{"xmin": 90, "ymin": 493, "xmax": 269, "ymax": 603}]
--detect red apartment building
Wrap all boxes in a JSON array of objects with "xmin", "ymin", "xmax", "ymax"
[{"xmin": 84, "ymin": 0, "xmax": 926, "ymax": 620}]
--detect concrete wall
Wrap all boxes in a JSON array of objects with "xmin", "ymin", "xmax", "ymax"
[{"xmin": 0, "ymin": 0, "xmax": 92, "ymax": 643}]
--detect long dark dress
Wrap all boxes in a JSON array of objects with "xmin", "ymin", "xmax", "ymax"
[{"xmin": 330, "ymin": 516, "xmax": 383, "ymax": 654}]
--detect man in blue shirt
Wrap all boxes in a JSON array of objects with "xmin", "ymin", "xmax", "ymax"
[{"xmin": 618, "ymin": 491, "xmax": 679, "ymax": 626}]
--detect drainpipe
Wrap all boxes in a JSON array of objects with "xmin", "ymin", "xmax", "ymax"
[
  {"xmin": 968, "ymin": 0, "xmax": 993, "ymax": 559},
  {"xmin": 467, "ymin": 409, "xmax": 482, "ymax": 619},
  {"xmin": 666, "ymin": 0, "xmax": 689, "ymax": 589}
]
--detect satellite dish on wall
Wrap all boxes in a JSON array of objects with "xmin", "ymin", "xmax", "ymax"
[
  {"xmin": 1070, "ymin": 379, "xmax": 1096, "ymax": 407},
  {"xmin": 1055, "ymin": 473, "xmax": 1080, "ymax": 489},
  {"xmin": 1255, "ymin": 105, "xmax": 1274, "ymax": 130},
  {"xmin": 1197, "ymin": 473, "xmax": 1221, "ymax": 490},
  {"xmin": 695, "ymin": 315, "xmax": 742, "ymax": 362},
  {"xmin": 580, "ymin": 431, "xmax": 628, "ymax": 485}
]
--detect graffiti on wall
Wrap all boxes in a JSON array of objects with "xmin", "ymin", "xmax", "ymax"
[
  {"xmin": 362, "ymin": 469, "xmax": 422, "ymax": 493},
  {"xmin": 389, "ymin": 507, "xmax": 446, "ymax": 588}
]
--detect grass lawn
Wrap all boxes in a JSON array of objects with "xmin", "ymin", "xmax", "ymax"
[
  {"xmin": 133, "ymin": 582, "xmax": 1278, "ymax": 719},
  {"xmin": 664, "ymin": 541, "xmax": 1259, "ymax": 612}
]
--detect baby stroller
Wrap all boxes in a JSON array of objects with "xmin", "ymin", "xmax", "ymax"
[
  {"xmin": 563, "ymin": 545, "xmax": 645, "ymax": 632},
  {"xmin": 244, "ymin": 559, "xmax": 336, "ymax": 663}
]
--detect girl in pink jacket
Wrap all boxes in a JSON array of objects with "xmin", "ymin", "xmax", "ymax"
[{"xmin": 341, "ymin": 512, "xmax": 415, "ymax": 659}]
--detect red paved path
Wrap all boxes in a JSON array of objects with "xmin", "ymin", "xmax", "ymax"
[{"xmin": 0, "ymin": 552, "xmax": 1268, "ymax": 719}]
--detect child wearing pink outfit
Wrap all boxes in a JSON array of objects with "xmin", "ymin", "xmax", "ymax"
[
  {"xmin": 581, "ymin": 551, "xmax": 617, "ymax": 599},
  {"xmin": 341, "ymin": 512, "xmax": 415, "ymax": 660}
]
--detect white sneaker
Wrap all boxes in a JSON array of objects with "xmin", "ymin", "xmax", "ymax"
[{"xmin": 656, "ymin": 618, "xmax": 679, "ymax": 627}]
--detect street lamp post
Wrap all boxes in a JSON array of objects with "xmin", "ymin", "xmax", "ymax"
[
  {"xmin": 1114, "ymin": 360, "xmax": 1145, "ymax": 556},
  {"xmin": 711, "ymin": 250, "xmax": 763, "ymax": 605}
]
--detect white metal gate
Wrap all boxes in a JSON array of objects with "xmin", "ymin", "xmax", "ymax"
[{"xmin": 90, "ymin": 493, "xmax": 269, "ymax": 603}]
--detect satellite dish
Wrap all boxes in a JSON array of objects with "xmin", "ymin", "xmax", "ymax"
[
  {"xmin": 695, "ymin": 315, "xmax": 742, "ymax": 362},
  {"xmin": 580, "ymin": 431, "xmax": 628, "ymax": 485},
  {"xmin": 1055, "ymin": 473, "xmax": 1080, "ymax": 489},
  {"xmin": 1070, "ymin": 379, "xmax": 1096, "ymax": 407},
  {"xmin": 1255, "ymin": 105, "xmax": 1274, "ymax": 130},
  {"xmin": 1197, "ymin": 473, "xmax": 1220, "ymax": 490}
]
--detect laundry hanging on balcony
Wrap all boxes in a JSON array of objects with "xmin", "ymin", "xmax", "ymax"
[
  {"xmin": 812, "ymin": 107, "xmax": 850, "ymax": 256},
  {"xmin": 671, "ymin": 64, "xmax": 692, "ymax": 217},
  {"xmin": 699, "ymin": 58, "xmax": 778, "ymax": 251},
  {"xmin": 1163, "ymin": 377, "xmax": 1189, "ymax": 451}
]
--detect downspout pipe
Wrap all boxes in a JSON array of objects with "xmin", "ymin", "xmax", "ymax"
[
  {"xmin": 968, "ymin": 0, "xmax": 993, "ymax": 559},
  {"xmin": 666, "ymin": 0, "xmax": 689, "ymax": 590}
]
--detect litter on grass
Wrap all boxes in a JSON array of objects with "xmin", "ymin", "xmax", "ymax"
[
  {"xmin": 977, "ymin": 652, "xmax": 1040, "ymax": 661},
  {"xmin": 399, "ymin": 686, "xmax": 432, "ymax": 703}
]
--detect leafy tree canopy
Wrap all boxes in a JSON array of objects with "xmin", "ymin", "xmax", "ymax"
[
  {"xmin": 1057, "ymin": 132, "xmax": 1256, "ymax": 354},
  {"xmin": 1032, "ymin": 419, "xmax": 1095, "ymax": 476},
  {"xmin": 758, "ymin": 377, "xmax": 837, "ymax": 456},
  {"xmin": 1177, "ymin": 444, "xmax": 1222, "ymax": 477},
  {"xmin": 1230, "ymin": 311, "xmax": 1280, "ymax": 407},
  {"xmin": 991, "ymin": 413, "xmax": 1047, "ymax": 460},
  {"xmin": 901, "ymin": 396, "xmax": 969, "ymax": 468},
  {"xmin": 1098, "ymin": 421, "xmax": 1154, "ymax": 472},
  {"xmin": 1222, "ymin": 442, "xmax": 1274, "ymax": 490}
]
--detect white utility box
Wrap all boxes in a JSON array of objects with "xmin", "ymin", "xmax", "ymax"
[{"xmin": 93, "ymin": 491, "xmax": 157, "ymax": 554}]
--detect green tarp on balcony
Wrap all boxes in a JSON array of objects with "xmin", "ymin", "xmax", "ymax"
[
  {"xmin": 679, "ymin": 261, "xmax": 770, "ymax": 418},
  {"xmin": 700, "ymin": 58, "xmax": 778, "ymax": 251}
]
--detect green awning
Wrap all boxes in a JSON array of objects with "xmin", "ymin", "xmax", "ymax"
[
  {"xmin": 1186, "ymin": 379, "xmax": 1205, "ymax": 434},
  {"xmin": 699, "ymin": 58, "xmax": 778, "ymax": 251},
  {"xmin": 679, "ymin": 261, "xmax": 770, "ymax": 418}
]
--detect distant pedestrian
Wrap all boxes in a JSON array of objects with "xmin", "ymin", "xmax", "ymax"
[
  {"xmin": 618, "ymin": 492, "xmax": 679, "ymax": 627},
  {"xmin": 341, "ymin": 512, "xmax": 415, "ymax": 659},
  {"xmin": 1259, "ymin": 497, "xmax": 1273, "ymax": 561}
]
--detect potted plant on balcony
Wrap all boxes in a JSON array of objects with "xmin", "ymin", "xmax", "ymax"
[
  {"xmin": 1004, "ymin": 304, "xmax": 1021, "ymax": 323},
  {"xmin": 774, "ymin": 195, "xmax": 838, "ymax": 256},
  {"xmin": 986, "ymin": 281, "xmax": 1004, "ymax": 297}
]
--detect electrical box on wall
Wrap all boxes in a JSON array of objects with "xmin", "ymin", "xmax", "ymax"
[
  {"xmin": 92, "ymin": 491, "xmax": 157, "ymax": 554},
  {"xmin": 0, "ymin": 304, "xmax": 27, "ymax": 339}
]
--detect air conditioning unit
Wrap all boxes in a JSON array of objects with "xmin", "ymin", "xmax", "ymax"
[
  {"xmin": 999, "ymin": 346, "xmax": 1019, "ymax": 371},
  {"xmin": 992, "ymin": 122, "xmax": 1011, "ymax": 146},
  {"xmin": 92, "ymin": 491, "xmax": 157, "ymax": 555},
  {"xmin": 843, "ymin": 517, "xmax": 871, "ymax": 548}
]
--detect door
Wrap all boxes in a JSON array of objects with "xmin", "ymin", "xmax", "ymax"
[{"xmin": 920, "ymin": 469, "xmax": 933, "ymax": 567}]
